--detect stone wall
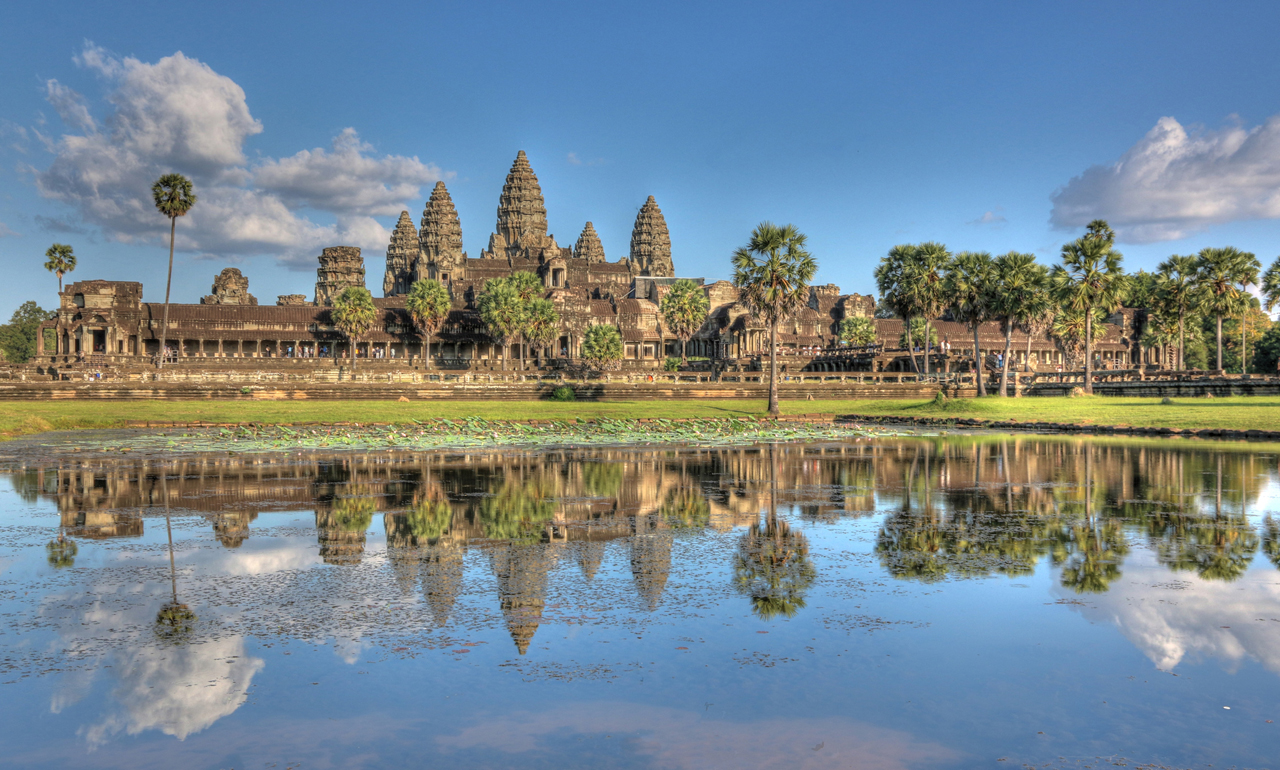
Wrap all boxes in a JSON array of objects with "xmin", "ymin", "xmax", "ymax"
[{"xmin": 314, "ymin": 247, "xmax": 365, "ymax": 305}]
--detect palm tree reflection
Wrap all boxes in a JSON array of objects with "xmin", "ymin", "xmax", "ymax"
[{"xmin": 733, "ymin": 445, "xmax": 816, "ymax": 620}]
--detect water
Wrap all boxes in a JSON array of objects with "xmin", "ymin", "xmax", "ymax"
[{"xmin": 1, "ymin": 435, "xmax": 1278, "ymax": 769}]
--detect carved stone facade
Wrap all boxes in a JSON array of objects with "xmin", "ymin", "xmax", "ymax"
[
  {"xmin": 481, "ymin": 150, "xmax": 561, "ymax": 262},
  {"xmin": 201, "ymin": 268, "xmax": 257, "ymax": 305},
  {"xmin": 629, "ymin": 196, "xmax": 674, "ymax": 277},
  {"xmin": 573, "ymin": 222, "xmax": 606, "ymax": 263},
  {"xmin": 414, "ymin": 181, "xmax": 466, "ymax": 287},
  {"xmin": 314, "ymin": 247, "xmax": 365, "ymax": 306},
  {"xmin": 382, "ymin": 212, "xmax": 419, "ymax": 297},
  {"xmin": 42, "ymin": 151, "xmax": 1034, "ymax": 371}
]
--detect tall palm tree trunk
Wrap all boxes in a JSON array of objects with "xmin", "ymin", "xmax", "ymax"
[
  {"xmin": 1000, "ymin": 322, "xmax": 1013, "ymax": 397},
  {"xmin": 1216, "ymin": 314, "xmax": 1223, "ymax": 371},
  {"xmin": 681, "ymin": 337, "xmax": 688, "ymax": 365},
  {"xmin": 1178, "ymin": 316, "xmax": 1185, "ymax": 370},
  {"xmin": 1084, "ymin": 311, "xmax": 1094, "ymax": 394},
  {"xmin": 501, "ymin": 343, "xmax": 508, "ymax": 371},
  {"xmin": 972, "ymin": 324, "xmax": 986, "ymax": 397},
  {"xmin": 1242, "ymin": 314, "xmax": 1247, "ymax": 373},
  {"xmin": 350, "ymin": 336, "xmax": 358, "ymax": 372},
  {"xmin": 768, "ymin": 317, "xmax": 780, "ymax": 416},
  {"xmin": 158, "ymin": 216, "xmax": 175, "ymax": 369},
  {"xmin": 425, "ymin": 331, "xmax": 432, "ymax": 370},
  {"xmin": 923, "ymin": 320, "xmax": 932, "ymax": 375},
  {"xmin": 904, "ymin": 314, "xmax": 920, "ymax": 373}
]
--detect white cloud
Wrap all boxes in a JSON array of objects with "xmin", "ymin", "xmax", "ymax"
[
  {"xmin": 0, "ymin": 222, "xmax": 18, "ymax": 237},
  {"xmin": 1051, "ymin": 115, "xmax": 1280, "ymax": 242},
  {"xmin": 967, "ymin": 209, "xmax": 1006, "ymax": 226},
  {"xmin": 255, "ymin": 128, "xmax": 444, "ymax": 216},
  {"xmin": 1060, "ymin": 553, "xmax": 1280, "ymax": 674},
  {"xmin": 44, "ymin": 80, "xmax": 96, "ymax": 134},
  {"xmin": 29, "ymin": 43, "xmax": 445, "ymax": 264}
]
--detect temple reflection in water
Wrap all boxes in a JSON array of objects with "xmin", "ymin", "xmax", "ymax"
[{"xmin": 10, "ymin": 437, "xmax": 1280, "ymax": 652}]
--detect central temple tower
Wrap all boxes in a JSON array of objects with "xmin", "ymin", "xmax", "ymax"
[{"xmin": 481, "ymin": 151, "xmax": 561, "ymax": 262}]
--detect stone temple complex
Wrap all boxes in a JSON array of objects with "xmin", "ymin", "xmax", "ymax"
[{"xmin": 32, "ymin": 150, "xmax": 1142, "ymax": 376}]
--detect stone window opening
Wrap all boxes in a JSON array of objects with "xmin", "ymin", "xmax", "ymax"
[{"xmin": 552, "ymin": 268, "xmax": 565, "ymax": 287}]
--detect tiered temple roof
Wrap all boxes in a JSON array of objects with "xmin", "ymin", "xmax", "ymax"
[
  {"xmin": 573, "ymin": 221, "xmax": 606, "ymax": 263},
  {"xmin": 629, "ymin": 196, "xmax": 674, "ymax": 277},
  {"xmin": 382, "ymin": 212, "xmax": 419, "ymax": 297}
]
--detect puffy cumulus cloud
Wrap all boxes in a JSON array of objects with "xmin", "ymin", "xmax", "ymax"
[
  {"xmin": 255, "ymin": 128, "xmax": 445, "ymax": 216},
  {"xmin": 43, "ymin": 81, "xmax": 95, "ymax": 134},
  {"xmin": 31, "ymin": 43, "xmax": 443, "ymax": 263},
  {"xmin": 81, "ymin": 636, "xmax": 265, "ymax": 745},
  {"xmin": 967, "ymin": 209, "xmax": 1006, "ymax": 226},
  {"xmin": 1051, "ymin": 115, "xmax": 1280, "ymax": 242},
  {"xmin": 1059, "ymin": 553, "xmax": 1280, "ymax": 674}
]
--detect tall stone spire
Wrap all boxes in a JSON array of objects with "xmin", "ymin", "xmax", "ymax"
[
  {"xmin": 483, "ymin": 150, "xmax": 560, "ymax": 261},
  {"xmin": 383, "ymin": 211, "xmax": 418, "ymax": 296},
  {"xmin": 415, "ymin": 181, "xmax": 465, "ymax": 283},
  {"xmin": 496, "ymin": 151, "xmax": 548, "ymax": 246},
  {"xmin": 628, "ymin": 196, "xmax": 673, "ymax": 277},
  {"xmin": 419, "ymin": 182, "xmax": 464, "ymax": 261},
  {"xmin": 573, "ymin": 222, "xmax": 606, "ymax": 263}
]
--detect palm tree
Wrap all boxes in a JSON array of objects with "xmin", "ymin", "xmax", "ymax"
[
  {"xmin": 151, "ymin": 173, "xmax": 197, "ymax": 369},
  {"xmin": 523, "ymin": 298, "xmax": 560, "ymax": 366},
  {"xmin": 1196, "ymin": 247, "xmax": 1255, "ymax": 371},
  {"xmin": 903, "ymin": 242, "xmax": 952, "ymax": 374},
  {"xmin": 331, "ymin": 286, "xmax": 377, "ymax": 371},
  {"xmin": 992, "ymin": 252, "xmax": 1044, "ymax": 396},
  {"xmin": 1262, "ymin": 255, "xmax": 1280, "ymax": 315},
  {"xmin": 43, "ymin": 243, "xmax": 76, "ymax": 294},
  {"xmin": 945, "ymin": 251, "xmax": 996, "ymax": 397},
  {"xmin": 838, "ymin": 316, "xmax": 876, "ymax": 348},
  {"xmin": 1019, "ymin": 274, "xmax": 1056, "ymax": 377},
  {"xmin": 405, "ymin": 278, "xmax": 451, "ymax": 370},
  {"xmin": 732, "ymin": 445, "xmax": 816, "ymax": 619},
  {"xmin": 732, "ymin": 222, "xmax": 817, "ymax": 416},
  {"xmin": 1234, "ymin": 254, "xmax": 1261, "ymax": 373},
  {"xmin": 1050, "ymin": 237, "xmax": 1127, "ymax": 394},
  {"xmin": 507, "ymin": 271, "xmax": 544, "ymax": 368},
  {"xmin": 875, "ymin": 244, "xmax": 920, "ymax": 372},
  {"xmin": 581, "ymin": 323, "xmax": 624, "ymax": 372},
  {"xmin": 1156, "ymin": 254, "xmax": 1201, "ymax": 369},
  {"xmin": 659, "ymin": 278, "xmax": 710, "ymax": 364},
  {"xmin": 478, "ymin": 278, "xmax": 525, "ymax": 371}
]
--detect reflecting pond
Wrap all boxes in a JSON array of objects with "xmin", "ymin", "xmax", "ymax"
[{"xmin": 1, "ymin": 435, "xmax": 1279, "ymax": 768}]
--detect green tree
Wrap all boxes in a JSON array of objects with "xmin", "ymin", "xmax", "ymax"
[
  {"xmin": 1196, "ymin": 246, "xmax": 1257, "ymax": 371},
  {"xmin": 1252, "ymin": 320, "xmax": 1280, "ymax": 375},
  {"xmin": 945, "ymin": 251, "xmax": 997, "ymax": 396},
  {"xmin": 43, "ymin": 243, "xmax": 76, "ymax": 294},
  {"xmin": 478, "ymin": 278, "xmax": 525, "ymax": 371},
  {"xmin": 581, "ymin": 323, "xmax": 624, "ymax": 372},
  {"xmin": 1222, "ymin": 301, "xmax": 1271, "ymax": 373},
  {"xmin": 0, "ymin": 301, "xmax": 51, "ymax": 363},
  {"xmin": 992, "ymin": 252, "xmax": 1046, "ymax": 396},
  {"xmin": 507, "ymin": 271, "xmax": 545, "ymax": 367},
  {"xmin": 523, "ymin": 298, "xmax": 560, "ymax": 365},
  {"xmin": 405, "ymin": 279, "xmax": 451, "ymax": 370},
  {"xmin": 732, "ymin": 222, "xmax": 817, "ymax": 416},
  {"xmin": 1262, "ymin": 254, "xmax": 1280, "ymax": 315},
  {"xmin": 1051, "ymin": 306, "xmax": 1109, "ymax": 370},
  {"xmin": 151, "ymin": 173, "xmax": 197, "ymax": 369},
  {"xmin": 838, "ymin": 316, "xmax": 876, "ymax": 347},
  {"xmin": 875, "ymin": 244, "xmax": 920, "ymax": 371},
  {"xmin": 898, "ymin": 317, "xmax": 938, "ymax": 350},
  {"xmin": 1019, "ymin": 271, "xmax": 1057, "ymax": 374},
  {"xmin": 1156, "ymin": 254, "xmax": 1201, "ymax": 369},
  {"xmin": 904, "ymin": 242, "xmax": 952, "ymax": 374},
  {"xmin": 1050, "ymin": 236, "xmax": 1127, "ymax": 394},
  {"xmin": 1125, "ymin": 269, "xmax": 1159, "ymax": 309},
  {"xmin": 331, "ymin": 286, "xmax": 377, "ymax": 372},
  {"xmin": 659, "ymin": 278, "xmax": 710, "ymax": 364}
]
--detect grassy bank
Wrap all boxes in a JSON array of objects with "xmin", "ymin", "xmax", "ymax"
[{"xmin": 2, "ymin": 395, "xmax": 1278, "ymax": 440}]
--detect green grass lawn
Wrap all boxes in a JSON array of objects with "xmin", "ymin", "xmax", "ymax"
[{"xmin": 2, "ymin": 395, "xmax": 1277, "ymax": 440}]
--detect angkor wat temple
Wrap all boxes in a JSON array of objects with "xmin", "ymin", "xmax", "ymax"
[{"xmin": 33, "ymin": 151, "xmax": 1143, "ymax": 375}]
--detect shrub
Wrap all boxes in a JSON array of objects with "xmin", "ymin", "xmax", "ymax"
[
  {"xmin": 550, "ymin": 385, "xmax": 576, "ymax": 402},
  {"xmin": 663, "ymin": 357, "xmax": 681, "ymax": 372}
]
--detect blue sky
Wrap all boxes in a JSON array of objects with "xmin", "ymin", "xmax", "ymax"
[{"xmin": 3, "ymin": 0, "xmax": 1280, "ymax": 318}]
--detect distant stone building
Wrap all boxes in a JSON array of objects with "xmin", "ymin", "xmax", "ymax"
[{"xmin": 31, "ymin": 150, "xmax": 1142, "ymax": 373}]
